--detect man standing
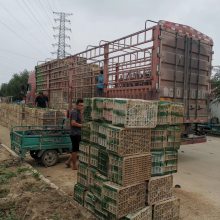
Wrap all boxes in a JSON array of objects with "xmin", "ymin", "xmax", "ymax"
[
  {"xmin": 96, "ymin": 68, "xmax": 104, "ymax": 97},
  {"xmin": 65, "ymin": 99, "xmax": 84, "ymax": 170},
  {"xmin": 35, "ymin": 92, "xmax": 49, "ymax": 108}
]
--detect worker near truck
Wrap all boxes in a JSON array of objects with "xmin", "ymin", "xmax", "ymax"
[
  {"xmin": 65, "ymin": 98, "xmax": 84, "ymax": 170},
  {"xmin": 35, "ymin": 92, "xmax": 49, "ymax": 108},
  {"xmin": 96, "ymin": 68, "xmax": 104, "ymax": 97}
]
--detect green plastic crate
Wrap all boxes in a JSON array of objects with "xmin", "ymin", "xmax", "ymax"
[
  {"xmin": 73, "ymin": 183, "xmax": 86, "ymax": 206},
  {"xmin": 98, "ymin": 148, "xmax": 109, "ymax": 177}
]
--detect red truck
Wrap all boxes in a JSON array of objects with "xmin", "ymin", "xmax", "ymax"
[{"xmin": 34, "ymin": 20, "xmax": 213, "ymax": 142}]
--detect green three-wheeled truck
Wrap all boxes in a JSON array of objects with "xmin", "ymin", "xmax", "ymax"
[{"xmin": 10, "ymin": 125, "xmax": 71, "ymax": 167}]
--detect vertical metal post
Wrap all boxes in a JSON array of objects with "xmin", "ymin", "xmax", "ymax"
[
  {"xmin": 151, "ymin": 25, "xmax": 161, "ymax": 99},
  {"xmin": 183, "ymin": 36, "xmax": 189, "ymax": 120},
  {"xmin": 68, "ymin": 68, "xmax": 73, "ymax": 110},
  {"xmin": 173, "ymin": 33, "xmax": 178, "ymax": 101},
  {"xmin": 104, "ymin": 44, "xmax": 109, "ymax": 96},
  {"xmin": 47, "ymin": 71, "xmax": 50, "ymax": 103},
  {"xmin": 187, "ymin": 38, "xmax": 192, "ymax": 121},
  {"xmin": 115, "ymin": 63, "xmax": 119, "ymax": 88},
  {"xmin": 195, "ymin": 40, "xmax": 201, "ymax": 120}
]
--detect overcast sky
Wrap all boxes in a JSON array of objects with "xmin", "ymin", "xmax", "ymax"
[{"xmin": 0, "ymin": 0, "xmax": 219, "ymax": 85}]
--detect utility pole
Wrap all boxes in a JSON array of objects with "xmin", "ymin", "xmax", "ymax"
[{"xmin": 52, "ymin": 12, "xmax": 72, "ymax": 59}]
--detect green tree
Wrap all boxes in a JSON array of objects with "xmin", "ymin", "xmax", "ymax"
[
  {"xmin": 0, "ymin": 70, "xmax": 29, "ymax": 100},
  {"xmin": 0, "ymin": 83, "xmax": 8, "ymax": 96},
  {"xmin": 211, "ymin": 66, "xmax": 220, "ymax": 102}
]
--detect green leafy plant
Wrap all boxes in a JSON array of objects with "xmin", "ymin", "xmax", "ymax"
[
  {"xmin": 0, "ymin": 209, "xmax": 20, "ymax": 220},
  {"xmin": 51, "ymin": 213, "xmax": 61, "ymax": 220},
  {"xmin": 0, "ymin": 188, "xmax": 10, "ymax": 198},
  {"xmin": 0, "ymin": 170, "xmax": 16, "ymax": 184},
  {"xmin": 32, "ymin": 172, "xmax": 40, "ymax": 180},
  {"xmin": 211, "ymin": 66, "xmax": 220, "ymax": 102},
  {"xmin": 16, "ymin": 167, "xmax": 32, "ymax": 174},
  {"xmin": 0, "ymin": 70, "xmax": 29, "ymax": 101}
]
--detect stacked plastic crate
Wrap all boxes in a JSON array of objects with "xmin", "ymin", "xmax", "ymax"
[
  {"xmin": 35, "ymin": 65, "xmax": 44, "ymax": 93},
  {"xmin": 74, "ymin": 97, "xmax": 158, "ymax": 219},
  {"xmin": 148, "ymin": 101, "xmax": 183, "ymax": 219},
  {"xmin": 151, "ymin": 102, "xmax": 183, "ymax": 176},
  {"xmin": 0, "ymin": 103, "xmax": 65, "ymax": 128}
]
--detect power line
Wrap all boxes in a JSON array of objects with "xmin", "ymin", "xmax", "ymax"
[
  {"xmin": 16, "ymin": 0, "xmax": 45, "ymax": 34},
  {"xmin": 45, "ymin": 0, "xmax": 53, "ymax": 12},
  {"xmin": 0, "ymin": 56, "xmax": 33, "ymax": 71},
  {"xmin": 0, "ymin": 48, "xmax": 36, "ymax": 60},
  {"xmin": 0, "ymin": 55, "xmax": 21, "ymax": 68},
  {"xmin": 0, "ymin": 20, "xmax": 46, "ymax": 55},
  {"xmin": 21, "ymin": 0, "xmax": 52, "ymax": 40},
  {"xmin": 54, "ymin": 0, "xmax": 60, "ymax": 12},
  {"xmin": 16, "ymin": 0, "xmax": 51, "ymax": 49},
  {"xmin": 0, "ymin": 55, "xmax": 33, "ymax": 78},
  {"xmin": 0, "ymin": 1, "xmax": 51, "ymax": 49},
  {"xmin": 36, "ymin": 0, "xmax": 54, "ymax": 27},
  {"xmin": 46, "ymin": 0, "xmax": 59, "ymax": 14},
  {"xmin": 0, "ymin": 2, "xmax": 27, "ymax": 30}
]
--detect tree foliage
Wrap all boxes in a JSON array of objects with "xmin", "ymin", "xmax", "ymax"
[
  {"xmin": 0, "ymin": 70, "xmax": 29, "ymax": 101},
  {"xmin": 211, "ymin": 67, "xmax": 220, "ymax": 102}
]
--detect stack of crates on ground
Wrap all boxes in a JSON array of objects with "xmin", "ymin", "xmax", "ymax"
[
  {"xmin": 151, "ymin": 101, "xmax": 183, "ymax": 177},
  {"xmin": 74, "ymin": 97, "xmax": 159, "ymax": 219},
  {"xmin": 19, "ymin": 107, "xmax": 65, "ymax": 127},
  {"xmin": 147, "ymin": 175, "xmax": 180, "ymax": 220},
  {"xmin": 74, "ymin": 98, "xmax": 183, "ymax": 219},
  {"xmin": 0, "ymin": 103, "xmax": 23, "ymax": 128},
  {"xmin": 0, "ymin": 103, "xmax": 65, "ymax": 128},
  {"xmin": 148, "ymin": 101, "xmax": 183, "ymax": 219}
]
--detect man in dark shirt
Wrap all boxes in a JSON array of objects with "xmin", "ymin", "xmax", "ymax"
[
  {"xmin": 35, "ymin": 92, "xmax": 49, "ymax": 108},
  {"xmin": 65, "ymin": 98, "xmax": 84, "ymax": 170}
]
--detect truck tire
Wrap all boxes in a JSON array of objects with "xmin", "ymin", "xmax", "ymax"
[
  {"xmin": 30, "ymin": 150, "xmax": 41, "ymax": 160},
  {"xmin": 41, "ymin": 150, "xmax": 58, "ymax": 167}
]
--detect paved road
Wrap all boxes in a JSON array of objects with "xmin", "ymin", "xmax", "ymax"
[{"xmin": 175, "ymin": 136, "xmax": 220, "ymax": 206}]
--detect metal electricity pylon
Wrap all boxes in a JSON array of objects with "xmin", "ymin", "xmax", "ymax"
[{"xmin": 52, "ymin": 12, "xmax": 72, "ymax": 59}]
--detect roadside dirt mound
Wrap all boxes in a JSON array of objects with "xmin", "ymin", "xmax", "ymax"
[{"xmin": 0, "ymin": 147, "xmax": 95, "ymax": 220}]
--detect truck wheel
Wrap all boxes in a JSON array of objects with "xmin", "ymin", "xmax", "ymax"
[
  {"xmin": 30, "ymin": 150, "xmax": 40, "ymax": 160},
  {"xmin": 41, "ymin": 150, "xmax": 58, "ymax": 167}
]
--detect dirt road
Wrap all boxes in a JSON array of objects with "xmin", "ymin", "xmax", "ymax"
[
  {"xmin": 1, "ymin": 124, "xmax": 220, "ymax": 219},
  {"xmin": 0, "ymin": 146, "xmax": 94, "ymax": 220},
  {"xmin": 0, "ymin": 125, "xmax": 76, "ymax": 195}
]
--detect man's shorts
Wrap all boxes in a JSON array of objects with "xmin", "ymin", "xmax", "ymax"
[{"xmin": 70, "ymin": 135, "xmax": 81, "ymax": 152}]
